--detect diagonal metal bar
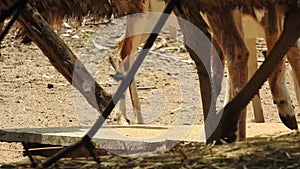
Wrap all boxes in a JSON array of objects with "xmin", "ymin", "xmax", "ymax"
[{"xmin": 42, "ymin": 0, "xmax": 182, "ymax": 167}]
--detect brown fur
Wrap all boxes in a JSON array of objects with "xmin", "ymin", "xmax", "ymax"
[
  {"xmin": 0, "ymin": 0, "xmax": 145, "ymax": 31},
  {"xmin": 187, "ymin": 0, "xmax": 294, "ymax": 12},
  {"xmin": 31, "ymin": 0, "xmax": 145, "ymax": 26},
  {"xmin": 0, "ymin": 0, "xmax": 145, "ymax": 42}
]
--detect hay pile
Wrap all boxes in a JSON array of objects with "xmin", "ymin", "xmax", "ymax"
[{"xmin": 1, "ymin": 131, "xmax": 299, "ymax": 168}]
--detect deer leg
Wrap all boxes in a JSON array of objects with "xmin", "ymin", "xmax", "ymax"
[
  {"xmin": 234, "ymin": 11, "xmax": 267, "ymax": 123},
  {"xmin": 264, "ymin": 6, "xmax": 297, "ymax": 129},
  {"xmin": 118, "ymin": 54, "xmax": 143, "ymax": 124},
  {"xmin": 118, "ymin": 16, "xmax": 145, "ymax": 124},
  {"xmin": 173, "ymin": 4, "xmax": 218, "ymax": 144},
  {"xmin": 128, "ymin": 57, "xmax": 143, "ymax": 124},
  {"xmin": 241, "ymin": 13, "xmax": 265, "ymax": 123},
  {"xmin": 231, "ymin": 10, "xmax": 249, "ymax": 140},
  {"xmin": 245, "ymin": 37, "xmax": 264, "ymax": 122},
  {"xmin": 117, "ymin": 35, "xmax": 131, "ymax": 124},
  {"xmin": 208, "ymin": 10, "xmax": 249, "ymax": 141},
  {"xmin": 227, "ymin": 11, "xmax": 249, "ymax": 141}
]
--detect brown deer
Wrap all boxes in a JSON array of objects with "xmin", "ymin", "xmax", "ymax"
[
  {"xmin": 118, "ymin": 1, "xmax": 300, "ymax": 141},
  {"xmin": 117, "ymin": 0, "xmax": 264, "ymax": 126}
]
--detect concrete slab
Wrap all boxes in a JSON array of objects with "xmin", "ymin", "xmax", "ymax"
[{"xmin": 0, "ymin": 123, "xmax": 297, "ymax": 155}]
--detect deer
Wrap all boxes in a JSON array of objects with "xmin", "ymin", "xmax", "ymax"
[
  {"xmin": 117, "ymin": 1, "xmax": 300, "ymax": 141},
  {"xmin": 117, "ymin": 0, "xmax": 263, "ymax": 125}
]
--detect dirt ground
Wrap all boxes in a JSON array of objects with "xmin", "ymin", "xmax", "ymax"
[{"xmin": 0, "ymin": 18, "xmax": 299, "ymax": 167}]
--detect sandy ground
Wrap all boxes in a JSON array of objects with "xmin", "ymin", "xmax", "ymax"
[{"xmin": 0, "ymin": 18, "xmax": 299, "ymax": 165}]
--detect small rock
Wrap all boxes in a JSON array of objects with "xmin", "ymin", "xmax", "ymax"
[
  {"xmin": 66, "ymin": 29, "xmax": 73, "ymax": 33},
  {"xmin": 71, "ymin": 35, "xmax": 80, "ymax": 39},
  {"xmin": 47, "ymin": 84, "xmax": 54, "ymax": 89},
  {"xmin": 63, "ymin": 22, "xmax": 72, "ymax": 28},
  {"xmin": 61, "ymin": 33, "xmax": 70, "ymax": 37}
]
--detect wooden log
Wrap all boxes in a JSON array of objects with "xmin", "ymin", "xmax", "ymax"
[{"xmin": 15, "ymin": 2, "xmax": 111, "ymax": 112}]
